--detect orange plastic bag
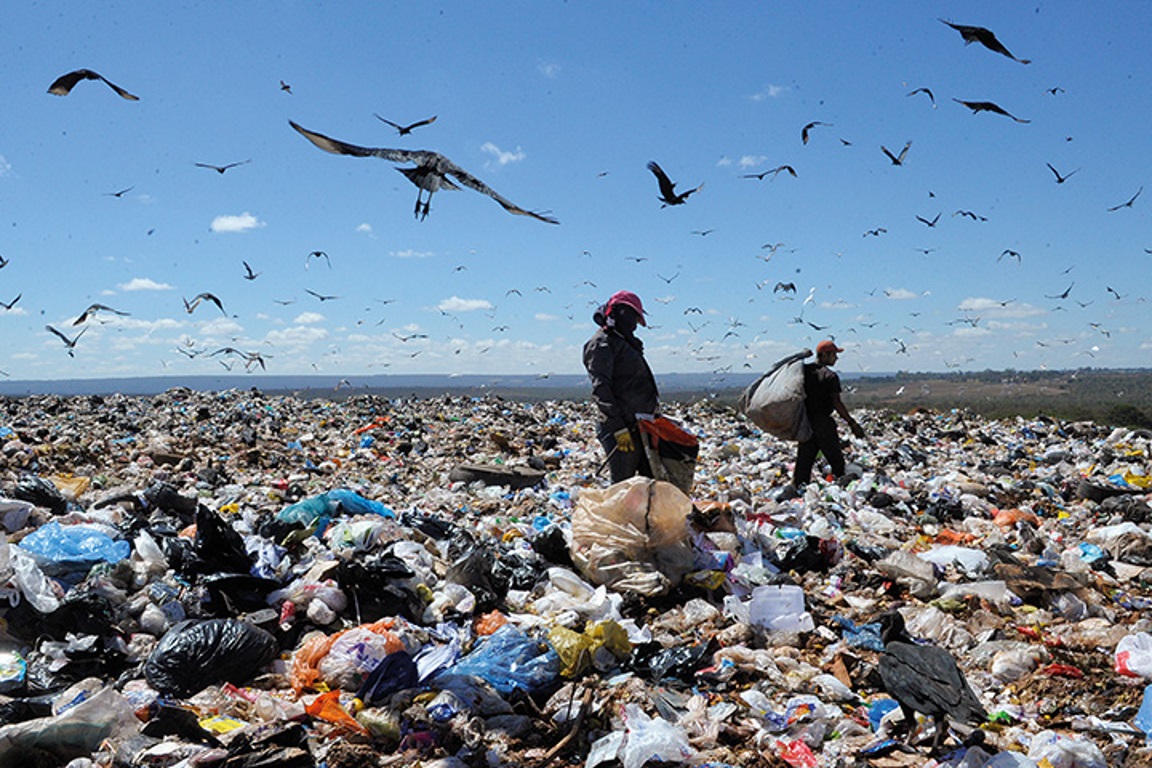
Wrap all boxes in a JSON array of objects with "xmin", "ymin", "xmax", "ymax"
[
  {"xmin": 290, "ymin": 618, "xmax": 402, "ymax": 694},
  {"xmin": 305, "ymin": 690, "xmax": 367, "ymax": 734},
  {"xmin": 474, "ymin": 610, "xmax": 507, "ymax": 636}
]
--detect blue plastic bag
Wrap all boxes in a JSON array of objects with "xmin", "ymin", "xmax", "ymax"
[
  {"xmin": 437, "ymin": 625, "xmax": 560, "ymax": 695},
  {"xmin": 16, "ymin": 521, "xmax": 130, "ymax": 576},
  {"xmin": 276, "ymin": 489, "xmax": 396, "ymax": 528}
]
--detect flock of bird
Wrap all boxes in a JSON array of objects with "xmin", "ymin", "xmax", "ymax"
[{"xmin": 2, "ymin": 15, "xmax": 1145, "ymax": 378}]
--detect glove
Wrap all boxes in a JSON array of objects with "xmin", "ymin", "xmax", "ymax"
[
  {"xmin": 850, "ymin": 422, "xmax": 865, "ymax": 439},
  {"xmin": 613, "ymin": 428, "xmax": 635, "ymax": 452}
]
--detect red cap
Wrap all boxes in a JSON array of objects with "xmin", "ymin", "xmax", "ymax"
[
  {"xmin": 816, "ymin": 340, "xmax": 844, "ymax": 355},
  {"xmin": 606, "ymin": 290, "xmax": 646, "ymax": 326}
]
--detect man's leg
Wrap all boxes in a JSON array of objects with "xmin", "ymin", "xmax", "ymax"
[
  {"xmin": 599, "ymin": 429, "xmax": 642, "ymax": 483},
  {"xmin": 793, "ymin": 439, "xmax": 819, "ymax": 486},
  {"xmin": 817, "ymin": 421, "xmax": 846, "ymax": 478}
]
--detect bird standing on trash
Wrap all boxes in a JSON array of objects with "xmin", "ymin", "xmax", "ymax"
[
  {"xmin": 877, "ymin": 611, "xmax": 987, "ymax": 753},
  {"xmin": 583, "ymin": 291, "xmax": 660, "ymax": 484}
]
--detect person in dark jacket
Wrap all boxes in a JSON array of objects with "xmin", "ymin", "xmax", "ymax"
[
  {"xmin": 583, "ymin": 291, "xmax": 659, "ymax": 483},
  {"xmin": 792, "ymin": 340, "xmax": 865, "ymax": 487}
]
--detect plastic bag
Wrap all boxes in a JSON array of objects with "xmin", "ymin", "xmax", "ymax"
[
  {"xmin": 144, "ymin": 619, "xmax": 278, "ymax": 697},
  {"xmin": 548, "ymin": 621, "xmax": 631, "ymax": 677},
  {"xmin": 440, "ymin": 624, "xmax": 560, "ymax": 695},
  {"xmin": 15, "ymin": 522, "xmax": 130, "ymax": 577},
  {"xmin": 356, "ymin": 650, "xmax": 418, "ymax": 705},
  {"xmin": 290, "ymin": 618, "xmax": 404, "ymax": 693},
  {"xmin": 1026, "ymin": 729, "xmax": 1107, "ymax": 768},
  {"xmin": 276, "ymin": 489, "xmax": 395, "ymax": 528},
  {"xmin": 636, "ymin": 416, "xmax": 698, "ymax": 496},
  {"xmin": 1116, "ymin": 632, "xmax": 1152, "ymax": 678},
  {"xmin": 570, "ymin": 477, "xmax": 695, "ymax": 596},
  {"xmin": 738, "ymin": 350, "xmax": 813, "ymax": 442},
  {"xmin": 0, "ymin": 685, "xmax": 139, "ymax": 768},
  {"xmin": 305, "ymin": 690, "xmax": 367, "ymax": 734},
  {"xmin": 620, "ymin": 703, "xmax": 695, "ymax": 768},
  {"xmin": 318, "ymin": 626, "xmax": 399, "ymax": 691}
]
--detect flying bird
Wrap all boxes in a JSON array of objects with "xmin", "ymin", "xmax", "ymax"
[
  {"xmin": 742, "ymin": 165, "xmax": 797, "ymax": 180},
  {"xmin": 242, "ymin": 261, "xmax": 261, "ymax": 280},
  {"xmin": 195, "ymin": 160, "xmax": 251, "ymax": 174},
  {"xmin": 882, "ymin": 141, "xmax": 913, "ymax": 166},
  {"xmin": 953, "ymin": 210, "xmax": 988, "ymax": 222},
  {"xmin": 878, "ymin": 611, "xmax": 987, "ymax": 752},
  {"xmin": 306, "ymin": 250, "xmax": 331, "ymax": 269},
  {"xmin": 183, "ymin": 292, "xmax": 226, "ymax": 314},
  {"xmin": 305, "ymin": 289, "xmax": 340, "ymax": 302},
  {"xmin": 939, "ymin": 19, "xmax": 1030, "ymax": 64},
  {"xmin": 290, "ymin": 121, "xmax": 558, "ymax": 223},
  {"xmin": 906, "ymin": 87, "xmax": 936, "ymax": 108},
  {"xmin": 0, "ymin": 294, "xmax": 21, "ymax": 311},
  {"xmin": 46, "ymin": 325, "xmax": 87, "ymax": 357},
  {"xmin": 1045, "ymin": 283, "xmax": 1074, "ymax": 300},
  {"xmin": 647, "ymin": 161, "xmax": 702, "ymax": 207},
  {"xmin": 952, "ymin": 99, "xmax": 1030, "ymax": 123},
  {"xmin": 801, "ymin": 121, "xmax": 831, "ymax": 144},
  {"xmin": 48, "ymin": 69, "xmax": 139, "ymax": 100},
  {"xmin": 375, "ymin": 114, "xmax": 438, "ymax": 135},
  {"xmin": 0, "ymin": 255, "xmax": 8, "ymax": 269},
  {"xmin": 279, "ymin": 80, "xmax": 292, "ymax": 94},
  {"xmin": 1107, "ymin": 186, "xmax": 1142, "ymax": 212},
  {"xmin": 72, "ymin": 303, "xmax": 129, "ymax": 325},
  {"xmin": 1106, "ymin": 286, "xmax": 1125, "ymax": 300},
  {"xmin": 104, "ymin": 186, "xmax": 134, "ymax": 198},
  {"xmin": 998, "ymin": 249, "xmax": 1022, "ymax": 263},
  {"xmin": 1045, "ymin": 163, "xmax": 1079, "ymax": 184},
  {"xmin": 915, "ymin": 212, "xmax": 941, "ymax": 228},
  {"xmin": 657, "ymin": 271, "xmax": 680, "ymax": 284},
  {"xmin": 774, "ymin": 282, "xmax": 796, "ymax": 294},
  {"xmin": 392, "ymin": 331, "xmax": 429, "ymax": 342},
  {"xmin": 863, "ymin": 227, "xmax": 888, "ymax": 237}
]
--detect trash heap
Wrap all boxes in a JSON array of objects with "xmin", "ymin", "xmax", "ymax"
[{"xmin": 1, "ymin": 388, "xmax": 1151, "ymax": 768}]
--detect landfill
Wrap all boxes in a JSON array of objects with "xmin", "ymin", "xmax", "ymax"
[{"xmin": 1, "ymin": 387, "xmax": 1151, "ymax": 768}]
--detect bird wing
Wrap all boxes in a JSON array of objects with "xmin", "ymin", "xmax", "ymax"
[
  {"xmin": 442, "ymin": 164, "xmax": 559, "ymax": 223},
  {"xmin": 897, "ymin": 141, "xmax": 912, "ymax": 162},
  {"xmin": 647, "ymin": 161, "xmax": 678, "ymax": 200},
  {"xmin": 407, "ymin": 115, "xmax": 438, "ymax": 130},
  {"xmin": 196, "ymin": 293, "xmax": 226, "ymax": 312},
  {"xmin": 95, "ymin": 73, "xmax": 140, "ymax": 100},
  {"xmin": 374, "ymin": 114, "xmax": 403, "ymax": 130},
  {"xmin": 290, "ymin": 121, "xmax": 433, "ymax": 163},
  {"xmin": 881, "ymin": 145, "xmax": 898, "ymax": 164},
  {"xmin": 48, "ymin": 69, "xmax": 93, "ymax": 95}
]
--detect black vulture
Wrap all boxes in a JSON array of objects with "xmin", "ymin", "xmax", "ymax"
[{"xmin": 877, "ymin": 611, "xmax": 986, "ymax": 752}]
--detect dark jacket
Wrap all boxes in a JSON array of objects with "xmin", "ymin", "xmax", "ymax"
[
  {"xmin": 803, "ymin": 362, "xmax": 841, "ymax": 422},
  {"xmin": 583, "ymin": 327, "xmax": 659, "ymax": 434}
]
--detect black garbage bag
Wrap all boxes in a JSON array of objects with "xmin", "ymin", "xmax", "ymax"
[
  {"xmin": 631, "ymin": 641, "xmax": 711, "ymax": 684},
  {"xmin": 401, "ymin": 510, "xmax": 458, "ymax": 540},
  {"xmin": 444, "ymin": 533, "xmax": 499, "ymax": 611},
  {"xmin": 202, "ymin": 574, "xmax": 283, "ymax": 616},
  {"xmin": 530, "ymin": 524, "xmax": 575, "ymax": 569},
  {"xmin": 338, "ymin": 552, "xmax": 423, "ymax": 623},
  {"xmin": 144, "ymin": 619, "xmax": 278, "ymax": 697},
  {"xmin": 178, "ymin": 505, "xmax": 254, "ymax": 577},
  {"xmin": 13, "ymin": 474, "xmax": 68, "ymax": 515},
  {"xmin": 491, "ymin": 551, "xmax": 545, "ymax": 593},
  {"xmin": 356, "ymin": 650, "xmax": 419, "ymax": 705}
]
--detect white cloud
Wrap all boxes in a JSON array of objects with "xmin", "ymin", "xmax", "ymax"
[
  {"xmin": 537, "ymin": 60, "xmax": 560, "ymax": 78},
  {"xmin": 293, "ymin": 312, "xmax": 325, "ymax": 324},
  {"xmin": 535, "ymin": 313, "xmax": 559, "ymax": 321},
  {"xmin": 0, "ymin": 306, "xmax": 27, "ymax": 317},
  {"xmin": 197, "ymin": 318, "xmax": 244, "ymax": 336},
  {"xmin": 958, "ymin": 297, "xmax": 1047, "ymax": 317},
  {"xmin": 883, "ymin": 288, "xmax": 919, "ymax": 300},
  {"xmin": 356, "ymin": 223, "xmax": 373, "ymax": 234},
  {"xmin": 266, "ymin": 326, "xmax": 329, "ymax": 345},
  {"xmin": 210, "ymin": 212, "xmax": 265, "ymax": 233},
  {"xmin": 715, "ymin": 157, "xmax": 733, "ymax": 167},
  {"xmin": 481, "ymin": 143, "xmax": 526, "ymax": 166},
  {"xmin": 739, "ymin": 155, "xmax": 768, "ymax": 168},
  {"xmin": 750, "ymin": 83, "xmax": 787, "ymax": 101},
  {"xmin": 0, "ymin": 155, "xmax": 11, "ymax": 176},
  {"xmin": 438, "ymin": 296, "xmax": 493, "ymax": 313},
  {"xmin": 391, "ymin": 249, "xmax": 434, "ymax": 259},
  {"xmin": 119, "ymin": 277, "xmax": 174, "ymax": 291}
]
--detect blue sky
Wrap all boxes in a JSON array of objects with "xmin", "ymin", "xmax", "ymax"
[{"xmin": 1, "ymin": 2, "xmax": 1149, "ymax": 383}]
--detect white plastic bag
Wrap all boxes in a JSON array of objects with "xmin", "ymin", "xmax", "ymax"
[
  {"xmin": 620, "ymin": 703, "xmax": 695, "ymax": 768},
  {"xmin": 739, "ymin": 350, "xmax": 813, "ymax": 442},
  {"xmin": 1116, "ymin": 632, "xmax": 1152, "ymax": 678}
]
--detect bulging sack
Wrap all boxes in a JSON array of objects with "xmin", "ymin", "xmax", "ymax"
[
  {"xmin": 739, "ymin": 350, "xmax": 813, "ymax": 442},
  {"xmin": 570, "ymin": 477, "xmax": 695, "ymax": 596}
]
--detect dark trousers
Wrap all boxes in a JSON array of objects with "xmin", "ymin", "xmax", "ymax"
[
  {"xmin": 793, "ymin": 416, "xmax": 845, "ymax": 485},
  {"xmin": 598, "ymin": 426, "xmax": 652, "ymax": 484}
]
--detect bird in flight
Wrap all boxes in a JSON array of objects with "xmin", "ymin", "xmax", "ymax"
[
  {"xmin": 1045, "ymin": 283, "xmax": 1074, "ymax": 300},
  {"xmin": 46, "ymin": 325, "xmax": 87, "ymax": 356},
  {"xmin": 291, "ymin": 121, "xmax": 558, "ymax": 223},
  {"xmin": 1046, "ymin": 163, "xmax": 1079, "ymax": 184},
  {"xmin": 279, "ymin": 80, "xmax": 292, "ymax": 94},
  {"xmin": 1107, "ymin": 187, "xmax": 1143, "ymax": 212},
  {"xmin": 906, "ymin": 87, "xmax": 936, "ymax": 108},
  {"xmin": 774, "ymin": 282, "xmax": 797, "ymax": 294},
  {"xmin": 392, "ymin": 331, "xmax": 429, "ymax": 342},
  {"xmin": 48, "ymin": 69, "xmax": 139, "ymax": 100},
  {"xmin": 742, "ymin": 165, "xmax": 797, "ymax": 181},
  {"xmin": 375, "ymin": 114, "xmax": 438, "ymax": 136},
  {"xmin": 915, "ymin": 212, "xmax": 941, "ymax": 228},
  {"xmin": 72, "ymin": 303, "xmax": 129, "ymax": 325},
  {"xmin": 0, "ymin": 255, "xmax": 8, "ymax": 269},
  {"xmin": 863, "ymin": 227, "xmax": 887, "ymax": 237},
  {"xmin": 242, "ymin": 261, "xmax": 261, "ymax": 280},
  {"xmin": 0, "ymin": 294, "xmax": 21, "ymax": 311},
  {"xmin": 305, "ymin": 289, "xmax": 340, "ymax": 302},
  {"xmin": 1107, "ymin": 286, "xmax": 1125, "ymax": 300},
  {"xmin": 306, "ymin": 250, "xmax": 331, "ymax": 269},
  {"xmin": 195, "ymin": 160, "xmax": 251, "ymax": 174},
  {"xmin": 211, "ymin": 347, "xmax": 268, "ymax": 371},
  {"xmin": 657, "ymin": 272, "xmax": 680, "ymax": 285},
  {"xmin": 998, "ymin": 249, "xmax": 1022, "ymax": 263},
  {"xmin": 104, "ymin": 186, "xmax": 134, "ymax": 198},
  {"xmin": 953, "ymin": 99, "xmax": 1030, "ymax": 123},
  {"xmin": 690, "ymin": 229, "xmax": 715, "ymax": 237},
  {"xmin": 801, "ymin": 121, "xmax": 831, "ymax": 145},
  {"xmin": 953, "ymin": 210, "xmax": 988, "ymax": 222},
  {"xmin": 183, "ymin": 292, "xmax": 226, "ymax": 314},
  {"xmin": 882, "ymin": 141, "xmax": 912, "ymax": 166},
  {"xmin": 939, "ymin": 19, "xmax": 1030, "ymax": 64},
  {"xmin": 647, "ymin": 161, "xmax": 702, "ymax": 207}
]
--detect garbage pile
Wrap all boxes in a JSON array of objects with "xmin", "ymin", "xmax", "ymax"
[{"xmin": 1, "ymin": 387, "xmax": 1151, "ymax": 768}]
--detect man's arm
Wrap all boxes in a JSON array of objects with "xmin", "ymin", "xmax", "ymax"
[{"xmin": 831, "ymin": 392, "xmax": 865, "ymax": 437}]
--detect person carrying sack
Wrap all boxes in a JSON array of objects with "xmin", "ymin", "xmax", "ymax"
[
  {"xmin": 583, "ymin": 290, "xmax": 659, "ymax": 484},
  {"xmin": 792, "ymin": 340, "xmax": 865, "ymax": 487}
]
